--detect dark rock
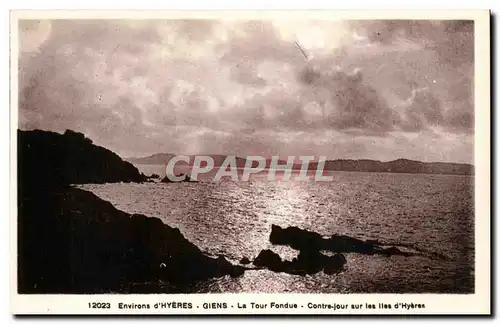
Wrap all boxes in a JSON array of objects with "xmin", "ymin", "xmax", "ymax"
[
  {"xmin": 327, "ymin": 234, "xmax": 378, "ymax": 254},
  {"xmin": 230, "ymin": 266, "xmax": 245, "ymax": 278},
  {"xmin": 285, "ymin": 250, "xmax": 347, "ymax": 276},
  {"xmin": 253, "ymin": 249, "xmax": 284, "ymax": 272},
  {"xmin": 251, "ymin": 249, "xmax": 347, "ymax": 276},
  {"xmin": 17, "ymin": 129, "xmax": 246, "ymax": 294},
  {"xmin": 18, "ymin": 187, "xmax": 246, "ymax": 293},
  {"xmin": 291, "ymin": 249, "xmax": 325, "ymax": 274},
  {"xmin": 215, "ymin": 255, "xmax": 233, "ymax": 273},
  {"xmin": 269, "ymin": 225, "xmax": 412, "ymax": 257},
  {"xmin": 323, "ymin": 254, "xmax": 347, "ymax": 275},
  {"xmin": 239, "ymin": 257, "xmax": 251, "ymax": 265},
  {"xmin": 381, "ymin": 246, "xmax": 412, "ymax": 257},
  {"xmin": 252, "ymin": 224, "xmax": 427, "ymax": 276},
  {"xmin": 270, "ymin": 224, "xmax": 323, "ymax": 251},
  {"xmin": 18, "ymin": 129, "xmax": 146, "ymax": 190}
]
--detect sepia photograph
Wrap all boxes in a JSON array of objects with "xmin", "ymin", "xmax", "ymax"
[{"xmin": 11, "ymin": 10, "xmax": 490, "ymax": 315}]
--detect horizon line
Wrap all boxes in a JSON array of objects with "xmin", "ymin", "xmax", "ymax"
[{"xmin": 126, "ymin": 154, "xmax": 475, "ymax": 166}]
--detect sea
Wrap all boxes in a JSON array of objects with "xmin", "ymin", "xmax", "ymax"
[{"xmin": 79, "ymin": 164, "xmax": 474, "ymax": 294}]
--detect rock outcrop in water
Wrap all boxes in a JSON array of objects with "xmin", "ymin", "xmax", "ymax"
[
  {"xmin": 17, "ymin": 129, "xmax": 243, "ymax": 293},
  {"xmin": 253, "ymin": 249, "xmax": 347, "ymax": 276},
  {"xmin": 247, "ymin": 224, "xmax": 435, "ymax": 276},
  {"xmin": 269, "ymin": 225, "xmax": 413, "ymax": 257}
]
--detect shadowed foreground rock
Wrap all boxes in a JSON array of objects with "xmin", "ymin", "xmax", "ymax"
[
  {"xmin": 269, "ymin": 225, "xmax": 413, "ymax": 257},
  {"xmin": 18, "ymin": 187, "xmax": 244, "ymax": 293},
  {"xmin": 17, "ymin": 129, "xmax": 243, "ymax": 293}
]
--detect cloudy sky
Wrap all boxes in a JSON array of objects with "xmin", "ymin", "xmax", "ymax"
[{"xmin": 18, "ymin": 19, "xmax": 474, "ymax": 163}]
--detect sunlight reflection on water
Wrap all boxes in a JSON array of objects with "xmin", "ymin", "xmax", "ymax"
[{"xmin": 79, "ymin": 169, "xmax": 474, "ymax": 293}]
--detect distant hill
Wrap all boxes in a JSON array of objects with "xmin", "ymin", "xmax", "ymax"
[
  {"xmin": 312, "ymin": 158, "xmax": 473, "ymax": 175},
  {"xmin": 127, "ymin": 154, "xmax": 473, "ymax": 176},
  {"xmin": 127, "ymin": 154, "xmax": 286, "ymax": 169},
  {"xmin": 125, "ymin": 153, "xmax": 177, "ymax": 165}
]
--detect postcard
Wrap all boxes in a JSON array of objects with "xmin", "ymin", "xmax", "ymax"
[{"xmin": 10, "ymin": 9, "xmax": 490, "ymax": 315}]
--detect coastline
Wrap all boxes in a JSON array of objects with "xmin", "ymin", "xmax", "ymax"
[{"xmin": 16, "ymin": 129, "xmax": 474, "ymax": 294}]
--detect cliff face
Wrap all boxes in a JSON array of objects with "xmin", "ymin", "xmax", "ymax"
[
  {"xmin": 17, "ymin": 129, "xmax": 243, "ymax": 293},
  {"xmin": 18, "ymin": 187, "xmax": 243, "ymax": 293},
  {"xmin": 18, "ymin": 129, "xmax": 146, "ymax": 190}
]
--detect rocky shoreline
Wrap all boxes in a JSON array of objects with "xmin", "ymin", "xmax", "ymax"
[
  {"xmin": 18, "ymin": 129, "xmax": 247, "ymax": 293},
  {"xmin": 19, "ymin": 186, "xmax": 247, "ymax": 293},
  {"xmin": 18, "ymin": 129, "xmax": 445, "ymax": 293}
]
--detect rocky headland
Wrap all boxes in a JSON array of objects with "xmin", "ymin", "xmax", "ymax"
[
  {"xmin": 17, "ymin": 129, "xmax": 243, "ymax": 293},
  {"xmin": 17, "ymin": 129, "xmax": 445, "ymax": 293}
]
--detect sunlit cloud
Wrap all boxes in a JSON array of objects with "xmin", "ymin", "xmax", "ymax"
[{"xmin": 18, "ymin": 19, "xmax": 474, "ymax": 162}]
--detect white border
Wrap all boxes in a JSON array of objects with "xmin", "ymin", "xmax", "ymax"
[{"xmin": 7, "ymin": 8, "xmax": 491, "ymax": 316}]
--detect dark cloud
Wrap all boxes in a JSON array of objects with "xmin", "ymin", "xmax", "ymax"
[
  {"xmin": 351, "ymin": 20, "xmax": 474, "ymax": 67},
  {"xmin": 298, "ymin": 66, "xmax": 399, "ymax": 133},
  {"xmin": 399, "ymin": 88, "xmax": 443, "ymax": 132},
  {"xmin": 288, "ymin": 20, "xmax": 474, "ymax": 135},
  {"xmin": 444, "ymin": 108, "xmax": 474, "ymax": 134},
  {"xmin": 17, "ymin": 19, "xmax": 475, "ymax": 162},
  {"xmin": 220, "ymin": 20, "xmax": 303, "ymax": 89}
]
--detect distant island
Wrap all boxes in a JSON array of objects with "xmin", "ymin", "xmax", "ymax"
[{"xmin": 126, "ymin": 154, "xmax": 474, "ymax": 176}]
